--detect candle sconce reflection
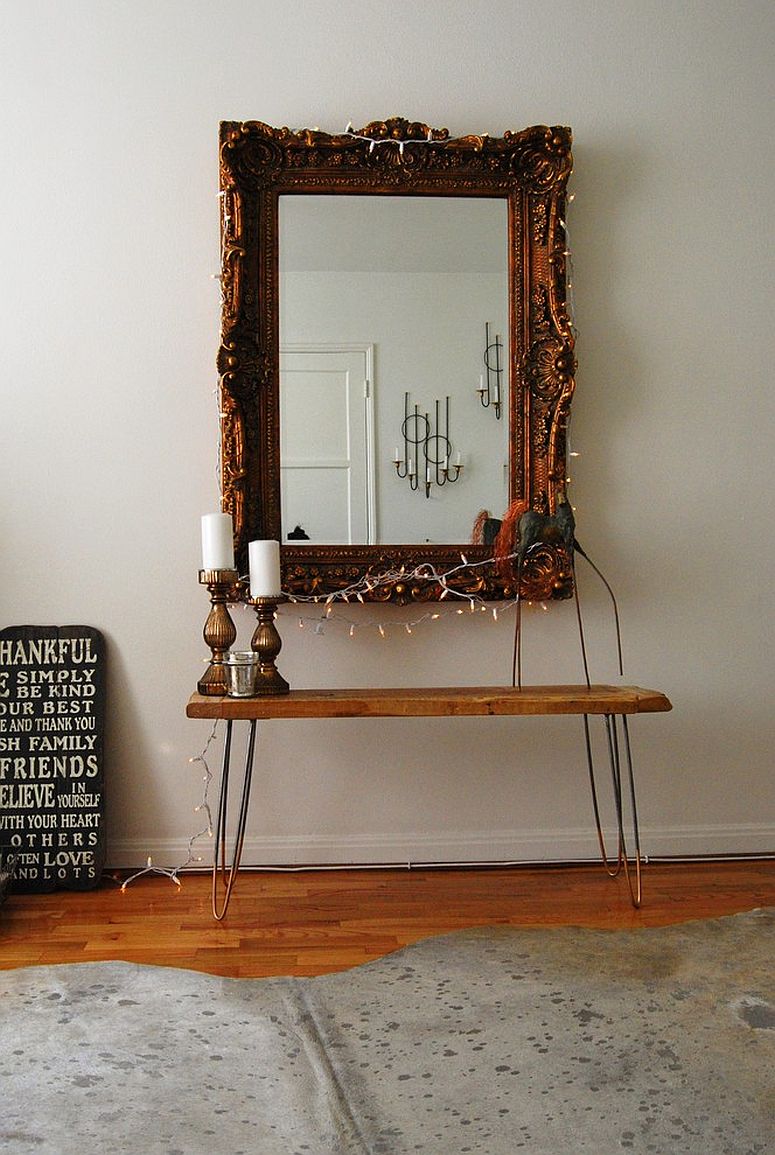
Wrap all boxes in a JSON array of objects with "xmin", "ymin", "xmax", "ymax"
[
  {"xmin": 393, "ymin": 391, "xmax": 463, "ymax": 498},
  {"xmin": 477, "ymin": 322, "xmax": 503, "ymax": 420}
]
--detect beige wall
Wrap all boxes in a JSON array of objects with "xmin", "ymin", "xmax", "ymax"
[{"xmin": 1, "ymin": 1, "xmax": 772, "ymax": 868}]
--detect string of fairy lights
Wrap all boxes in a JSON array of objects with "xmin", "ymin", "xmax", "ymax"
[
  {"xmin": 119, "ymin": 720, "xmax": 220, "ymax": 888},
  {"xmin": 232, "ymin": 547, "xmax": 556, "ymax": 639},
  {"xmin": 122, "ymin": 148, "xmax": 584, "ymax": 887}
]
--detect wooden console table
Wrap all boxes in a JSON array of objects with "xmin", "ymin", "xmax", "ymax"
[{"xmin": 186, "ymin": 685, "xmax": 671, "ymax": 918}]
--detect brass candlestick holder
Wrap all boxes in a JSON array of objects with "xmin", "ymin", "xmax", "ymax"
[
  {"xmin": 198, "ymin": 568, "xmax": 239, "ymax": 695},
  {"xmin": 249, "ymin": 596, "xmax": 290, "ymax": 695}
]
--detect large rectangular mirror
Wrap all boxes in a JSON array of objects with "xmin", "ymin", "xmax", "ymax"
[{"xmin": 218, "ymin": 118, "xmax": 576, "ymax": 602}]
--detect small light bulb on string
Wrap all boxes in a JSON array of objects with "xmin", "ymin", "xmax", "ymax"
[
  {"xmin": 283, "ymin": 545, "xmax": 543, "ymax": 640},
  {"xmin": 124, "ymin": 720, "xmax": 220, "ymax": 889}
]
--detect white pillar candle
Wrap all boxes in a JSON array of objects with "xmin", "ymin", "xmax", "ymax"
[
  {"xmin": 249, "ymin": 539, "xmax": 282, "ymax": 598},
  {"xmin": 478, "ymin": 374, "xmax": 486, "ymax": 394},
  {"xmin": 201, "ymin": 512, "xmax": 234, "ymax": 571}
]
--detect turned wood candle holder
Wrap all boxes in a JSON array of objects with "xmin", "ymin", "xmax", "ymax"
[
  {"xmin": 249, "ymin": 595, "xmax": 290, "ymax": 695},
  {"xmin": 198, "ymin": 568, "xmax": 239, "ymax": 695}
]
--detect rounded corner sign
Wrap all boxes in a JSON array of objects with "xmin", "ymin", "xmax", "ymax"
[{"xmin": 0, "ymin": 625, "xmax": 106, "ymax": 892}]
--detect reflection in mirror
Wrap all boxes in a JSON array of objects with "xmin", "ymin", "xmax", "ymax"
[{"xmin": 279, "ymin": 197, "xmax": 509, "ymax": 546}]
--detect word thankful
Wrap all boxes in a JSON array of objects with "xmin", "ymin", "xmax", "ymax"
[{"xmin": 0, "ymin": 637, "xmax": 98, "ymax": 665}]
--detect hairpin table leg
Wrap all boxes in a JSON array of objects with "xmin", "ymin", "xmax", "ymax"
[
  {"xmin": 584, "ymin": 713, "xmax": 643, "ymax": 908},
  {"xmin": 212, "ymin": 718, "xmax": 258, "ymax": 921}
]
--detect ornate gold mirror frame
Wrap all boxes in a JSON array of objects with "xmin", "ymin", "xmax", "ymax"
[{"xmin": 218, "ymin": 118, "xmax": 576, "ymax": 603}]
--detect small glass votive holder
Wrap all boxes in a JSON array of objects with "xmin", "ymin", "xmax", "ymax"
[{"xmin": 224, "ymin": 650, "xmax": 261, "ymax": 697}]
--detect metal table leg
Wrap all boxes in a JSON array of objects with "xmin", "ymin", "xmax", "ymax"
[
  {"xmin": 212, "ymin": 718, "xmax": 258, "ymax": 921},
  {"xmin": 584, "ymin": 712, "xmax": 643, "ymax": 907}
]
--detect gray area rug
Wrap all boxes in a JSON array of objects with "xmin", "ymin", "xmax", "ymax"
[{"xmin": 1, "ymin": 910, "xmax": 773, "ymax": 1155}]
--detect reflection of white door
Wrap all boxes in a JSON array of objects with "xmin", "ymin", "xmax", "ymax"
[{"xmin": 280, "ymin": 345, "xmax": 375, "ymax": 545}]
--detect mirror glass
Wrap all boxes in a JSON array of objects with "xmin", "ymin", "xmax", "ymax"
[{"xmin": 279, "ymin": 196, "xmax": 509, "ymax": 546}]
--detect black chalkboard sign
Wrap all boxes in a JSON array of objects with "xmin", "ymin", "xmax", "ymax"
[{"xmin": 0, "ymin": 625, "xmax": 105, "ymax": 892}]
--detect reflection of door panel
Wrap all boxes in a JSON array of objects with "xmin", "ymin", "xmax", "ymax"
[{"xmin": 280, "ymin": 346, "xmax": 375, "ymax": 544}]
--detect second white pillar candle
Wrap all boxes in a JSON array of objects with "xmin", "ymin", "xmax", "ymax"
[{"xmin": 249, "ymin": 539, "xmax": 282, "ymax": 598}]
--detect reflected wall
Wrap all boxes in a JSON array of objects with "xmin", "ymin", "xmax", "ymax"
[{"xmin": 279, "ymin": 196, "xmax": 509, "ymax": 545}]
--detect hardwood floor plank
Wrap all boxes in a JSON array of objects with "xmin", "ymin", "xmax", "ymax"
[{"xmin": 0, "ymin": 861, "xmax": 772, "ymax": 978}]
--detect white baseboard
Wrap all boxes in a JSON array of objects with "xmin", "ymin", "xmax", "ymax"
[{"xmin": 107, "ymin": 824, "xmax": 774, "ymax": 871}]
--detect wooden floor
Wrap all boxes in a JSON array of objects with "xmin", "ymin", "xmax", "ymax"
[{"xmin": 1, "ymin": 860, "xmax": 773, "ymax": 979}]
